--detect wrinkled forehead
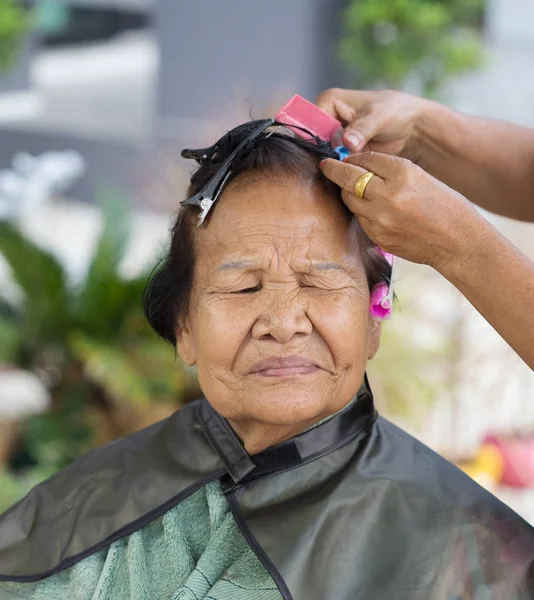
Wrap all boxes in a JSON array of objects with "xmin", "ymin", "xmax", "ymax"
[{"xmin": 193, "ymin": 176, "xmax": 363, "ymax": 272}]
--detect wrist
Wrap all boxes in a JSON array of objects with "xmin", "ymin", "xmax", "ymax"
[
  {"xmin": 409, "ymin": 99, "xmax": 454, "ymax": 167},
  {"xmin": 433, "ymin": 205, "xmax": 496, "ymax": 283}
]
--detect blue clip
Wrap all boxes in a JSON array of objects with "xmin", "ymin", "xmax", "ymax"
[{"xmin": 334, "ymin": 145, "xmax": 349, "ymax": 161}]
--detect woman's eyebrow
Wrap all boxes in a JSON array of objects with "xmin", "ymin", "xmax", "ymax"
[
  {"xmin": 216, "ymin": 260, "xmax": 350, "ymax": 272},
  {"xmin": 309, "ymin": 261, "xmax": 349, "ymax": 273},
  {"xmin": 217, "ymin": 260, "xmax": 257, "ymax": 271}
]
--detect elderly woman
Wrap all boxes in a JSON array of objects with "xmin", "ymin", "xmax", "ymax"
[{"xmin": 0, "ymin": 120, "xmax": 532, "ymax": 600}]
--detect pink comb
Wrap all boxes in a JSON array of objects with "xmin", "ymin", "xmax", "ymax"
[{"xmin": 275, "ymin": 94, "xmax": 341, "ymax": 142}]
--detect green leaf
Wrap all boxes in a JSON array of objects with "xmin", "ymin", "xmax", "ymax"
[
  {"xmin": 0, "ymin": 221, "xmax": 70, "ymax": 339},
  {"xmin": 69, "ymin": 333, "xmax": 153, "ymax": 407},
  {"xmin": 0, "ymin": 221, "xmax": 66, "ymax": 298},
  {"xmin": 77, "ymin": 272, "xmax": 149, "ymax": 339},
  {"xmin": 0, "ymin": 316, "xmax": 21, "ymax": 361},
  {"xmin": 87, "ymin": 188, "xmax": 131, "ymax": 280},
  {"xmin": 0, "ymin": 0, "xmax": 28, "ymax": 74},
  {"xmin": 69, "ymin": 329, "xmax": 187, "ymax": 408},
  {"xmin": 0, "ymin": 295, "xmax": 18, "ymax": 320},
  {"xmin": 21, "ymin": 385, "xmax": 94, "ymax": 471},
  {"xmin": 76, "ymin": 188, "xmax": 133, "ymax": 329},
  {"xmin": 339, "ymin": 0, "xmax": 484, "ymax": 97}
]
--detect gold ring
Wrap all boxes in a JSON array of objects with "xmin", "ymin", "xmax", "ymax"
[{"xmin": 353, "ymin": 171, "xmax": 375, "ymax": 199}]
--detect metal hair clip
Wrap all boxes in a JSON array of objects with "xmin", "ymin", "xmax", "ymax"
[
  {"xmin": 264, "ymin": 125, "xmax": 283, "ymax": 139},
  {"xmin": 181, "ymin": 145, "xmax": 220, "ymax": 165},
  {"xmin": 181, "ymin": 118, "xmax": 275, "ymax": 226}
]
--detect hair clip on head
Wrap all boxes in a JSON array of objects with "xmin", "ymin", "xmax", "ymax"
[{"xmin": 181, "ymin": 118, "xmax": 275, "ymax": 226}]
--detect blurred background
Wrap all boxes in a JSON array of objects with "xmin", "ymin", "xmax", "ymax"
[{"xmin": 0, "ymin": 0, "xmax": 533, "ymax": 521}]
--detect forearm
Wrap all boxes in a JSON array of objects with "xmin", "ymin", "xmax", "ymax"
[
  {"xmin": 438, "ymin": 213, "xmax": 534, "ymax": 370},
  {"xmin": 414, "ymin": 101, "xmax": 534, "ymax": 222}
]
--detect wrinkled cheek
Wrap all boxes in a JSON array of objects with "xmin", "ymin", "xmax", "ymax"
[
  {"xmin": 310, "ymin": 293, "xmax": 369, "ymax": 369},
  {"xmin": 192, "ymin": 301, "xmax": 248, "ymax": 381}
]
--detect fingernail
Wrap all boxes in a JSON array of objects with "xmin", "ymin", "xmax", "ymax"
[
  {"xmin": 319, "ymin": 159, "xmax": 327, "ymax": 168},
  {"xmin": 345, "ymin": 132, "xmax": 364, "ymax": 151},
  {"xmin": 342, "ymin": 156, "xmax": 349, "ymax": 163}
]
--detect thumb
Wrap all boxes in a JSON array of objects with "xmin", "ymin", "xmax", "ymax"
[{"xmin": 343, "ymin": 115, "xmax": 384, "ymax": 152}]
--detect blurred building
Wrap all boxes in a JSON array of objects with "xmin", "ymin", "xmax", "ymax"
[{"xmin": 0, "ymin": 0, "xmax": 345, "ymax": 207}]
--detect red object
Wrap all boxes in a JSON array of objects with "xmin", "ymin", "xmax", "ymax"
[{"xmin": 483, "ymin": 434, "xmax": 534, "ymax": 488}]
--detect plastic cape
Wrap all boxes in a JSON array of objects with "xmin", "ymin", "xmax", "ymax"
[{"xmin": 0, "ymin": 378, "xmax": 533, "ymax": 600}]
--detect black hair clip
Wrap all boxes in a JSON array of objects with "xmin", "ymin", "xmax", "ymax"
[
  {"xmin": 181, "ymin": 144, "xmax": 220, "ymax": 165},
  {"xmin": 181, "ymin": 118, "xmax": 275, "ymax": 226}
]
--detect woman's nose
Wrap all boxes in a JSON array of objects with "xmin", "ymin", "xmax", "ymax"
[{"xmin": 251, "ymin": 291, "xmax": 313, "ymax": 343}]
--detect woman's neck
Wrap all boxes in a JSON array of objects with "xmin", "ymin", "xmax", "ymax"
[
  {"xmin": 228, "ymin": 417, "xmax": 320, "ymax": 455},
  {"xmin": 228, "ymin": 397, "xmax": 356, "ymax": 455}
]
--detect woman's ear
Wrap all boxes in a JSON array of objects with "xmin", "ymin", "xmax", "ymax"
[
  {"xmin": 176, "ymin": 317, "xmax": 197, "ymax": 366},
  {"xmin": 367, "ymin": 319, "xmax": 382, "ymax": 359}
]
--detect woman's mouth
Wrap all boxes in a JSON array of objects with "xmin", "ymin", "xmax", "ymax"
[{"xmin": 248, "ymin": 356, "xmax": 321, "ymax": 377}]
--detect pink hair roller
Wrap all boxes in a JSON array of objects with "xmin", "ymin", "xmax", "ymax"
[
  {"xmin": 370, "ymin": 251, "xmax": 395, "ymax": 320},
  {"xmin": 274, "ymin": 95, "xmax": 396, "ymax": 320}
]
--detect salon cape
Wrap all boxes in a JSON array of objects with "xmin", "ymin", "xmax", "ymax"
[{"xmin": 0, "ymin": 377, "xmax": 533, "ymax": 600}]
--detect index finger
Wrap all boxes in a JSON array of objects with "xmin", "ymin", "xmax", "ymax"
[
  {"xmin": 319, "ymin": 158, "xmax": 384, "ymax": 196},
  {"xmin": 315, "ymin": 88, "xmax": 368, "ymax": 115}
]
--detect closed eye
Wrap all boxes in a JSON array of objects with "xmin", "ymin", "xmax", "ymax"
[
  {"xmin": 233, "ymin": 284, "xmax": 262, "ymax": 294},
  {"xmin": 299, "ymin": 277, "xmax": 326, "ymax": 290},
  {"xmin": 300, "ymin": 273, "xmax": 351, "ymax": 291}
]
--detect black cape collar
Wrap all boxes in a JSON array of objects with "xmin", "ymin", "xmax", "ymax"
[{"xmin": 199, "ymin": 374, "xmax": 377, "ymax": 487}]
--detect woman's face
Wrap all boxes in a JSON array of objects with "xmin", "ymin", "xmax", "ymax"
[{"xmin": 177, "ymin": 174, "xmax": 380, "ymax": 436}]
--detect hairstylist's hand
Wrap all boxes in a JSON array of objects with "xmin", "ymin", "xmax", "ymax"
[
  {"xmin": 315, "ymin": 88, "xmax": 428, "ymax": 159},
  {"xmin": 319, "ymin": 152, "xmax": 484, "ymax": 271}
]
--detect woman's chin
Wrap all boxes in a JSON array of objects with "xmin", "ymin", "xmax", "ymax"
[{"xmin": 231, "ymin": 386, "xmax": 338, "ymax": 428}]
